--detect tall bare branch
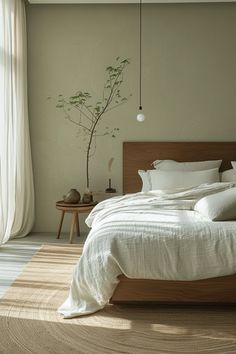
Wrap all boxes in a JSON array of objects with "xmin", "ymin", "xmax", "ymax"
[{"xmin": 50, "ymin": 58, "xmax": 131, "ymax": 190}]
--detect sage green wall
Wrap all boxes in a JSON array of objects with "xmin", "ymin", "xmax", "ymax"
[{"xmin": 27, "ymin": 3, "xmax": 236, "ymax": 233}]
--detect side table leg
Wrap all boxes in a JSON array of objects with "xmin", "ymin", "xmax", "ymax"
[
  {"xmin": 57, "ymin": 211, "xmax": 65, "ymax": 239},
  {"xmin": 76, "ymin": 214, "xmax": 80, "ymax": 237},
  {"xmin": 69, "ymin": 211, "xmax": 77, "ymax": 244}
]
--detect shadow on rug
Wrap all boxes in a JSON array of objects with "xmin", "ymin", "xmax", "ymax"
[{"xmin": 1, "ymin": 244, "xmax": 236, "ymax": 354}]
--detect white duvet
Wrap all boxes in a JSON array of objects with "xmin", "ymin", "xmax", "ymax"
[{"xmin": 58, "ymin": 183, "xmax": 236, "ymax": 318}]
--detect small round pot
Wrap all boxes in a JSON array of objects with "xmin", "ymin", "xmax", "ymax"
[
  {"xmin": 82, "ymin": 192, "xmax": 93, "ymax": 204},
  {"xmin": 63, "ymin": 189, "xmax": 81, "ymax": 204}
]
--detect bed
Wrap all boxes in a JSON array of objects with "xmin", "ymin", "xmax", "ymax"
[
  {"xmin": 112, "ymin": 141, "xmax": 236, "ymax": 304},
  {"xmin": 58, "ymin": 142, "xmax": 236, "ymax": 318}
]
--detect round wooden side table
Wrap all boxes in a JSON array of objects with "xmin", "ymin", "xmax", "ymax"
[{"xmin": 56, "ymin": 201, "xmax": 97, "ymax": 244}]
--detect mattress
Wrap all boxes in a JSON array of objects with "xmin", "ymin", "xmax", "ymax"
[{"xmin": 58, "ymin": 183, "xmax": 236, "ymax": 318}]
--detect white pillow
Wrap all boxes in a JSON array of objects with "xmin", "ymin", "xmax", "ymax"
[
  {"xmin": 221, "ymin": 169, "xmax": 236, "ymax": 182},
  {"xmin": 149, "ymin": 168, "xmax": 219, "ymax": 190},
  {"xmin": 138, "ymin": 170, "xmax": 151, "ymax": 192},
  {"xmin": 231, "ymin": 161, "xmax": 236, "ymax": 170},
  {"xmin": 152, "ymin": 159, "xmax": 222, "ymax": 171},
  {"xmin": 194, "ymin": 188, "xmax": 236, "ymax": 221}
]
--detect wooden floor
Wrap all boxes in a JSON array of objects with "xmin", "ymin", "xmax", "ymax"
[{"xmin": 0, "ymin": 232, "xmax": 87, "ymax": 298}]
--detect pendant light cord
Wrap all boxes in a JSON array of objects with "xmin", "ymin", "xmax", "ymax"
[{"xmin": 139, "ymin": 0, "xmax": 142, "ymax": 111}]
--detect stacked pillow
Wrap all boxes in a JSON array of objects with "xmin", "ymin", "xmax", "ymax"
[
  {"xmin": 139, "ymin": 160, "xmax": 222, "ymax": 192},
  {"xmin": 152, "ymin": 159, "xmax": 222, "ymax": 171},
  {"xmin": 138, "ymin": 159, "xmax": 236, "ymax": 221},
  {"xmin": 148, "ymin": 168, "xmax": 219, "ymax": 190}
]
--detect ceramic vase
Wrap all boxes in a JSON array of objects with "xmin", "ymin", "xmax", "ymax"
[
  {"xmin": 82, "ymin": 191, "xmax": 93, "ymax": 204},
  {"xmin": 63, "ymin": 189, "xmax": 81, "ymax": 204}
]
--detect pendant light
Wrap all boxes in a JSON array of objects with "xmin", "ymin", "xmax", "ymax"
[{"xmin": 136, "ymin": 0, "xmax": 145, "ymax": 122}]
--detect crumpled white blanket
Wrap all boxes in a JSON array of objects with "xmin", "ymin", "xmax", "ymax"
[{"xmin": 58, "ymin": 183, "xmax": 236, "ymax": 318}]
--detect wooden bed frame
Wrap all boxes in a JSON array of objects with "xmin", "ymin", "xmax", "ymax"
[{"xmin": 111, "ymin": 142, "xmax": 236, "ymax": 304}]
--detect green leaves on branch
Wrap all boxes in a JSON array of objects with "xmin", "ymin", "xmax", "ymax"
[
  {"xmin": 54, "ymin": 57, "xmax": 131, "ymax": 129},
  {"xmin": 51, "ymin": 57, "xmax": 131, "ymax": 189}
]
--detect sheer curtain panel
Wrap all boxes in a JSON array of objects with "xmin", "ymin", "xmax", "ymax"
[{"xmin": 0, "ymin": 0, "xmax": 35, "ymax": 245}]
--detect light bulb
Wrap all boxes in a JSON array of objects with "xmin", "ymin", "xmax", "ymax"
[{"xmin": 136, "ymin": 113, "xmax": 145, "ymax": 122}]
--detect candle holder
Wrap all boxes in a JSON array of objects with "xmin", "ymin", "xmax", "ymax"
[{"xmin": 105, "ymin": 178, "xmax": 116, "ymax": 193}]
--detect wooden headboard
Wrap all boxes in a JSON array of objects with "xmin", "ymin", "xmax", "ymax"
[{"xmin": 123, "ymin": 142, "xmax": 236, "ymax": 194}]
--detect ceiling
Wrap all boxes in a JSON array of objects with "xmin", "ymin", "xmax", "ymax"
[{"xmin": 28, "ymin": 0, "xmax": 236, "ymax": 3}]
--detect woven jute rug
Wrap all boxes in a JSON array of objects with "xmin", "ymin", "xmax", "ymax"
[{"xmin": 1, "ymin": 244, "xmax": 236, "ymax": 354}]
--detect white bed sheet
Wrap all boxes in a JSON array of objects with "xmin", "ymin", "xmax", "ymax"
[{"xmin": 58, "ymin": 183, "xmax": 236, "ymax": 318}]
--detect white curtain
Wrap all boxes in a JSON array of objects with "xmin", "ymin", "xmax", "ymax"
[{"xmin": 0, "ymin": 0, "xmax": 35, "ymax": 245}]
